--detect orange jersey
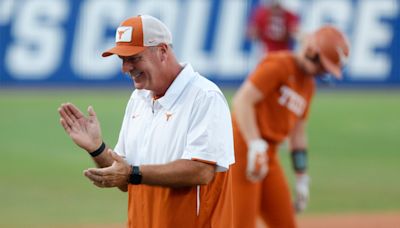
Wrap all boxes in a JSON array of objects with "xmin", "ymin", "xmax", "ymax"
[
  {"xmin": 127, "ymin": 171, "xmax": 233, "ymax": 228},
  {"xmin": 244, "ymin": 51, "xmax": 315, "ymax": 144},
  {"xmin": 231, "ymin": 52, "xmax": 315, "ymax": 228}
]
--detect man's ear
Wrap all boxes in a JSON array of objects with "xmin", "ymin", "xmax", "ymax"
[{"xmin": 159, "ymin": 43, "xmax": 169, "ymax": 62}]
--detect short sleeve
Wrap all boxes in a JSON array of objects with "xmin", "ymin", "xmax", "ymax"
[
  {"xmin": 248, "ymin": 59, "xmax": 284, "ymax": 97},
  {"xmin": 181, "ymin": 91, "xmax": 234, "ymax": 172}
]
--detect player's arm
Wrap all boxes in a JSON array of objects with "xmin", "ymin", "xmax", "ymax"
[
  {"xmin": 289, "ymin": 119, "xmax": 308, "ymax": 175},
  {"xmin": 233, "ymin": 81, "xmax": 270, "ymax": 181},
  {"xmin": 232, "ymin": 81, "xmax": 264, "ymax": 143},
  {"xmin": 289, "ymin": 119, "xmax": 310, "ymax": 212},
  {"xmin": 289, "ymin": 118, "xmax": 308, "ymax": 159}
]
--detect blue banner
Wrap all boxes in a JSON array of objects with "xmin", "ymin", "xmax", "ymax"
[{"xmin": 0, "ymin": 0, "xmax": 399, "ymax": 86}]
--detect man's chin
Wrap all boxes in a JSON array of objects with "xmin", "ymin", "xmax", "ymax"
[{"xmin": 132, "ymin": 82, "xmax": 145, "ymax": 90}]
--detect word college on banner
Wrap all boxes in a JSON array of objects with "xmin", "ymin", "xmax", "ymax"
[{"xmin": 0, "ymin": 0, "xmax": 399, "ymax": 86}]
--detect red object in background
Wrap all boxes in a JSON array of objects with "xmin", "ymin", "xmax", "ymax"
[{"xmin": 249, "ymin": 4, "xmax": 299, "ymax": 52}]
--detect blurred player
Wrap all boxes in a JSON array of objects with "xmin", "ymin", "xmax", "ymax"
[
  {"xmin": 231, "ymin": 25, "xmax": 350, "ymax": 228},
  {"xmin": 247, "ymin": 0, "xmax": 299, "ymax": 53},
  {"xmin": 58, "ymin": 15, "xmax": 235, "ymax": 227}
]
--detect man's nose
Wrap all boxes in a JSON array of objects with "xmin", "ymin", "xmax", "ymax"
[{"xmin": 122, "ymin": 61, "xmax": 134, "ymax": 73}]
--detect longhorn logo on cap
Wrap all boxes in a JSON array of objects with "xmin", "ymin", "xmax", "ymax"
[
  {"xmin": 118, "ymin": 28, "xmax": 129, "ymax": 39},
  {"xmin": 116, "ymin": 26, "xmax": 132, "ymax": 42}
]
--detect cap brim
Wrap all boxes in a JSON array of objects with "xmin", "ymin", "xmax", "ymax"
[
  {"xmin": 320, "ymin": 55, "xmax": 342, "ymax": 79},
  {"xmin": 102, "ymin": 46, "xmax": 147, "ymax": 57}
]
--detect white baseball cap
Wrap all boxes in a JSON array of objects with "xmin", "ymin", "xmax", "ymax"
[{"xmin": 102, "ymin": 15, "xmax": 172, "ymax": 57}]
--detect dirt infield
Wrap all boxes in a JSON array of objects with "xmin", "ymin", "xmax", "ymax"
[
  {"xmin": 72, "ymin": 211, "xmax": 400, "ymax": 228},
  {"xmin": 256, "ymin": 212, "xmax": 400, "ymax": 228},
  {"xmin": 297, "ymin": 212, "xmax": 400, "ymax": 228}
]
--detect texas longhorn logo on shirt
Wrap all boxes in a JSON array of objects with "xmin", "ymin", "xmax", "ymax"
[
  {"xmin": 165, "ymin": 112, "xmax": 173, "ymax": 121},
  {"xmin": 116, "ymin": 26, "xmax": 132, "ymax": 42},
  {"xmin": 278, "ymin": 85, "xmax": 306, "ymax": 117}
]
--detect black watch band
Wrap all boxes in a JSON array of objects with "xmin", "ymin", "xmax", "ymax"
[
  {"xmin": 129, "ymin": 166, "xmax": 142, "ymax": 185},
  {"xmin": 89, "ymin": 142, "xmax": 106, "ymax": 157}
]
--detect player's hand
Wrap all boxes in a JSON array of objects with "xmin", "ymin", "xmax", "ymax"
[
  {"xmin": 294, "ymin": 173, "xmax": 310, "ymax": 213},
  {"xmin": 84, "ymin": 149, "xmax": 131, "ymax": 188},
  {"xmin": 246, "ymin": 139, "xmax": 269, "ymax": 182},
  {"xmin": 58, "ymin": 103, "xmax": 103, "ymax": 152}
]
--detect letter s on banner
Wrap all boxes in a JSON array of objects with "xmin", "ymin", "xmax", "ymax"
[
  {"xmin": 71, "ymin": 0, "xmax": 127, "ymax": 79},
  {"xmin": 5, "ymin": 0, "xmax": 69, "ymax": 79}
]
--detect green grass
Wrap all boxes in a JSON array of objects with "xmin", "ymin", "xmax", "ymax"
[
  {"xmin": 0, "ymin": 88, "xmax": 399, "ymax": 226},
  {"xmin": 280, "ymin": 90, "xmax": 400, "ymax": 213},
  {"xmin": 0, "ymin": 89, "xmax": 131, "ymax": 227}
]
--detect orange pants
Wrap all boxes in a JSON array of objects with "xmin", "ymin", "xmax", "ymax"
[{"xmin": 231, "ymin": 128, "xmax": 296, "ymax": 228}]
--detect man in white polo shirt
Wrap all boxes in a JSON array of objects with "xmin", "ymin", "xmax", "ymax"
[{"xmin": 58, "ymin": 15, "xmax": 235, "ymax": 227}]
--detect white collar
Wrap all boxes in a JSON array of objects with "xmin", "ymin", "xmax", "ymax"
[{"xmin": 136, "ymin": 63, "xmax": 196, "ymax": 110}]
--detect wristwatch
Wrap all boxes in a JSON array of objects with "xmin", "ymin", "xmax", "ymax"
[{"xmin": 129, "ymin": 165, "xmax": 142, "ymax": 185}]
